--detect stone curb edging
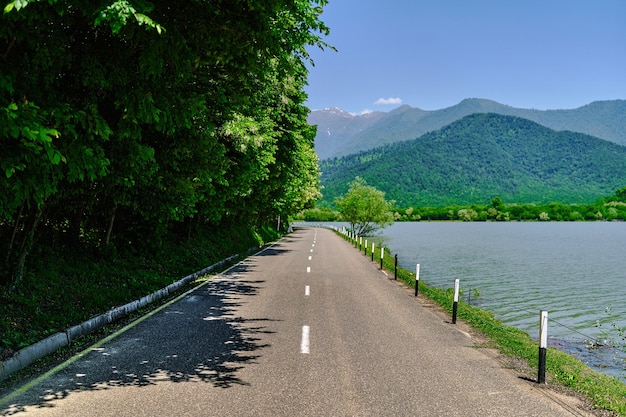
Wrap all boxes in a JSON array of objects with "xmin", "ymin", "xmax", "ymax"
[{"xmin": 0, "ymin": 253, "xmax": 241, "ymax": 381}]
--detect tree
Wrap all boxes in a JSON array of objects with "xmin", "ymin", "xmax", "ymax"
[
  {"xmin": 335, "ymin": 177, "xmax": 394, "ymax": 236},
  {"xmin": 491, "ymin": 196, "xmax": 505, "ymax": 211},
  {"xmin": 457, "ymin": 208, "xmax": 478, "ymax": 221},
  {"xmin": 609, "ymin": 186, "xmax": 626, "ymax": 203},
  {"xmin": 0, "ymin": 0, "xmax": 330, "ymax": 287}
]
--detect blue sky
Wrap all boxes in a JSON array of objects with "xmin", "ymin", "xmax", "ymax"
[{"xmin": 304, "ymin": 0, "xmax": 626, "ymax": 114}]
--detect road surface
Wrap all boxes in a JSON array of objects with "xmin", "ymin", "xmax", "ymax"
[{"xmin": 0, "ymin": 227, "xmax": 593, "ymax": 416}]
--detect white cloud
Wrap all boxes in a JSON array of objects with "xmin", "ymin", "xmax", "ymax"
[
  {"xmin": 349, "ymin": 109, "xmax": 374, "ymax": 116},
  {"xmin": 374, "ymin": 97, "xmax": 402, "ymax": 105}
]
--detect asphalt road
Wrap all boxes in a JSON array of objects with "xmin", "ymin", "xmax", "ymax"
[{"xmin": 1, "ymin": 227, "xmax": 593, "ymax": 416}]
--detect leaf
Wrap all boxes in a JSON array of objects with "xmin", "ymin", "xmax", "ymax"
[{"xmin": 4, "ymin": 0, "xmax": 30, "ymax": 13}]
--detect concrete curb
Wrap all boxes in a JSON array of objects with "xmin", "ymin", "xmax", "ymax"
[{"xmin": 0, "ymin": 253, "xmax": 241, "ymax": 381}]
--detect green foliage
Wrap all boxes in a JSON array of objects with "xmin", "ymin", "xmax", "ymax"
[
  {"xmin": 335, "ymin": 177, "xmax": 394, "ymax": 235},
  {"xmin": 391, "ymin": 189, "xmax": 626, "ymax": 222},
  {"xmin": 607, "ymin": 186, "xmax": 626, "ymax": 203},
  {"xmin": 94, "ymin": 1, "xmax": 165, "ymax": 35},
  {"xmin": 320, "ymin": 114, "xmax": 626, "ymax": 208},
  {"xmin": 294, "ymin": 207, "xmax": 340, "ymax": 222},
  {"xmin": 0, "ymin": 0, "xmax": 328, "ymax": 287}
]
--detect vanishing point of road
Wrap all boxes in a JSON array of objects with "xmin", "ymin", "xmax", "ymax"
[{"xmin": 1, "ymin": 227, "xmax": 594, "ymax": 416}]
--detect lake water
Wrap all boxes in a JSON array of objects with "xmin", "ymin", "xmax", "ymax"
[{"xmin": 305, "ymin": 221, "xmax": 626, "ymax": 380}]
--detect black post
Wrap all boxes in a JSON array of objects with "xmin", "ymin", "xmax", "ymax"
[
  {"xmin": 538, "ymin": 348, "xmax": 547, "ymax": 384},
  {"xmin": 394, "ymin": 254, "xmax": 398, "ymax": 280},
  {"xmin": 452, "ymin": 279, "xmax": 460, "ymax": 324},
  {"xmin": 538, "ymin": 310, "xmax": 548, "ymax": 383},
  {"xmin": 380, "ymin": 248, "xmax": 384, "ymax": 270}
]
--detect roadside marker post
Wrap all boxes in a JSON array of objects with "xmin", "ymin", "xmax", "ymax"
[
  {"xmin": 394, "ymin": 254, "xmax": 398, "ymax": 280},
  {"xmin": 380, "ymin": 247, "xmax": 384, "ymax": 269},
  {"xmin": 359, "ymin": 236, "xmax": 362, "ymax": 251},
  {"xmin": 365, "ymin": 239, "xmax": 368, "ymax": 256},
  {"xmin": 415, "ymin": 264, "xmax": 420, "ymax": 297},
  {"xmin": 371, "ymin": 242, "xmax": 375, "ymax": 261},
  {"xmin": 538, "ymin": 310, "xmax": 548, "ymax": 384},
  {"xmin": 452, "ymin": 279, "xmax": 460, "ymax": 324}
]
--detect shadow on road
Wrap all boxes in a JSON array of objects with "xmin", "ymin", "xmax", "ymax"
[
  {"xmin": 1, "ymin": 261, "xmax": 276, "ymax": 415},
  {"xmin": 258, "ymin": 245, "xmax": 292, "ymax": 257}
]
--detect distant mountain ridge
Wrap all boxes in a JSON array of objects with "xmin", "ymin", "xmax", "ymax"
[
  {"xmin": 309, "ymin": 99, "xmax": 626, "ymax": 160},
  {"xmin": 319, "ymin": 113, "xmax": 626, "ymax": 207}
]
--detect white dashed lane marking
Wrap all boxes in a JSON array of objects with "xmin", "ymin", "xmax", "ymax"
[
  {"xmin": 300, "ymin": 230, "xmax": 316, "ymax": 354},
  {"xmin": 301, "ymin": 326, "xmax": 310, "ymax": 354}
]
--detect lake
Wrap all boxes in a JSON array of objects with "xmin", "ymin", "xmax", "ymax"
[{"xmin": 307, "ymin": 221, "xmax": 626, "ymax": 380}]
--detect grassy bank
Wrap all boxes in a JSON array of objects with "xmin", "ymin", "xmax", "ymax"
[
  {"xmin": 0, "ymin": 224, "xmax": 281, "ymax": 362},
  {"xmin": 339, "ymin": 229, "xmax": 626, "ymax": 416}
]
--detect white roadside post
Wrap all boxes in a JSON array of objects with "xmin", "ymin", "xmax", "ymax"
[
  {"xmin": 415, "ymin": 264, "xmax": 420, "ymax": 297},
  {"xmin": 371, "ymin": 242, "xmax": 375, "ymax": 261}
]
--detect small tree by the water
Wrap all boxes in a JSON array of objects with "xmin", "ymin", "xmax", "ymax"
[{"xmin": 335, "ymin": 177, "xmax": 394, "ymax": 236}]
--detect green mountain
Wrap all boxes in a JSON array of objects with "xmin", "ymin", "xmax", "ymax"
[
  {"xmin": 319, "ymin": 113, "xmax": 626, "ymax": 207},
  {"xmin": 310, "ymin": 99, "xmax": 626, "ymax": 160}
]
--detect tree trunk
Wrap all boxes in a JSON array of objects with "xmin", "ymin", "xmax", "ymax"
[
  {"xmin": 6, "ymin": 201, "xmax": 24, "ymax": 261},
  {"xmin": 9, "ymin": 208, "xmax": 43, "ymax": 292},
  {"xmin": 68, "ymin": 206, "xmax": 84, "ymax": 245},
  {"xmin": 104, "ymin": 204, "xmax": 118, "ymax": 246}
]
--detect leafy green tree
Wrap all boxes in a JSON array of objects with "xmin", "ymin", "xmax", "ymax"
[
  {"xmin": 0, "ymin": 0, "xmax": 330, "ymax": 287},
  {"xmin": 335, "ymin": 177, "xmax": 394, "ymax": 236},
  {"xmin": 609, "ymin": 186, "xmax": 626, "ymax": 203},
  {"xmin": 491, "ymin": 196, "xmax": 505, "ymax": 211},
  {"xmin": 457, "ymin": 208, "xmax": 478, "ymax": 221}
]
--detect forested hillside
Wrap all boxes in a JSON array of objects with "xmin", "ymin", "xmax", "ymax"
[
  {"xmin": 0, "ymin": 3, "xmax": 326, "ymax": 289},
  {"xmin": 319, "ymin": 113, "xmax": 626, "ymax": 207},
  {"xmin": 311, "ymin": 99, "xmax": 626, "ymax": 159}
]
